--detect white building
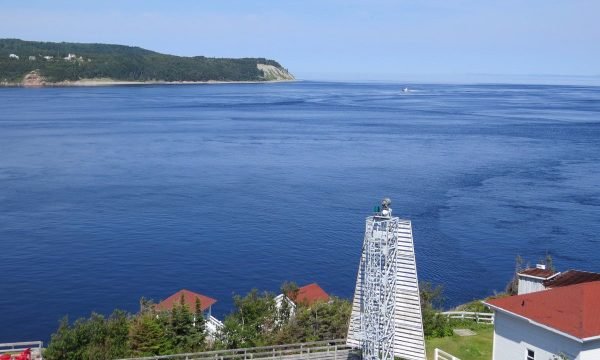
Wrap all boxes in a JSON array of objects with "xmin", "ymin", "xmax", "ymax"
[
  {"xmin": 517, "ymin": 264, "xmax": 559, "ymax": 295},
  {"xmin": 485, "ymin": 281, "xmax": 600, "ymax": 360},
  {"xmin": 8, "ymin": 53, "xmax": 19, "ymax": 59},
  {"xmin": 274, "ymin": 283, "xmax": 330, "ymax": 317},
  {"xmin": 518, "ymin": 266, "xmax": 600, "ymax": 295},
  {"xmin": 64, "ymin": 53, "xmax": 77, "ymax": 61},
  {"xmin": 43, "ymin": 56, "xmax": 54, "ymax": 60}
]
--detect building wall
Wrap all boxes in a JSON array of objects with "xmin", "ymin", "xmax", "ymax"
[
  {"xmin": 581, "ymin": 340, "xmax": 600, "ymax": 360},
  {"xmin": 493, "ymin": 311, "xmax": 582, "ymax": 360},
  {"xmin": 517, "ymin": 276, "xmax": 546, "ymax": 295},
  {"xmin": 274, "ymin": 294, "xmax": 296, "ymax": 318}
]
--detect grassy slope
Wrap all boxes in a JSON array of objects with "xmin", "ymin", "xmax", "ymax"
[{"xmin": 425, "ymin": 326, "xmax": 494, "ymax": 360}]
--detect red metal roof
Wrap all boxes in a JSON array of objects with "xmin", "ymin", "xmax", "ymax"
[
  {"xmin": 544, "ymin": 270, "xmax": 600, "ymax": 289},
  {"xmin": 518, "ymin": 267, "xmax": 557, "ymax": 279},
  {"xmin": 290, "ymin": 283, "xmax": 330, "ymax": 306},
  {"xmin": 156, "ymin": 289, "xmax": 217, "ymax": 312},
  {"xmin": 486, "ymin": 281, "xmax": 600, "ymax": 340}
]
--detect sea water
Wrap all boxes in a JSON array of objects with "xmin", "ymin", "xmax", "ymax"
[{"xmin": 1, "ymin": 81, "xmax": 599, "ymax": 341}]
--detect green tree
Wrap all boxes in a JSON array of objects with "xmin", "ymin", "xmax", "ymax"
[
  {"xmin": 169, "ymin": 294, "xmax": 197, "ymax": 352},
  {"xmin": 44, "ymin": 310, "xmax": 131, "ymax": 360},
  {"xmin": 103, "ymin": 310, "xmax": 130, "ymax": 359},
  {"xmin": 44, "ymin": 317, "xmax": 79, "ymax": 360},
  {"xmin": 291, "ymin": 298, "xmax": 352, "ymax": 342},
  {"xmin": 420, "ymin": 282, "xmax": 452, "ymax": 338},
  {"xmin": 191, "ymin": 298, "xmax": 207, "ymax": 351},
  {"xmin": 217, "ymin": 289, "xmax": 277, "ymax": 348},
  {"xmin": 129, "ymin": 313, "xmax": 172, "ymax": 356}
]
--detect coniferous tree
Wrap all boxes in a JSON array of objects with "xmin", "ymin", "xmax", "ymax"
[
  {"xmin": 170, "ymin": 294, "xmax": 196, "ymax": 352},
  {"xmin": 129, "ymin": 313, "xmax": 172, "ymax": 356}
]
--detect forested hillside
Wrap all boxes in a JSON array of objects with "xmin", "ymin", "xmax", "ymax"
[{"xmin": 0, "ymin": 39, "xmax": 293, "ymax": 84}]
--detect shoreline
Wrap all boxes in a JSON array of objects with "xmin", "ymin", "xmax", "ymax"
[{"xmin": 0, "ymin": 78, "xmax": 297, "ymax": 88}]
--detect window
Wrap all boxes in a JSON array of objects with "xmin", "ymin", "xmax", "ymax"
[{"xmin": 526, "ymin": 349, "xmax": 535, "ymax": 360}]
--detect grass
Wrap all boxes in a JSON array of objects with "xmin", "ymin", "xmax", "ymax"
[{"xmin": 425, "ymin": 325, "xmax": 493, "ymax": 360}]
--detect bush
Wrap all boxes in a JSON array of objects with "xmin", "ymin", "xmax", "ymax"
[
  {"xmin": 420, "ymin": 282, "xmax": 453, "ymax": 338},
  {"xmin": 44, "ymin": 310, "xmax": 130, "ymax": 360}
]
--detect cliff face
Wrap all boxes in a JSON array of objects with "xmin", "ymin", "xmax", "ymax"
[
  {"xmin": 257, "ymin": 64, "xmax": 295, "ymax": 81},
  {"xmin": 22, "ymin": 70, "xmax": 46, "ymax": 87}
]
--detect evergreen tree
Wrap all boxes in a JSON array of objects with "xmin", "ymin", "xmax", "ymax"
[
  {"xmin": 169, "ymin": 294, "xmax": 196, "ymax": 352},
  {"xmin": 192, "ymin": 298, "xmax": 207, "ymax": 350},
  {"xmin": 129, "ymin": 313, "xmax": 172, "ymax": 356}
]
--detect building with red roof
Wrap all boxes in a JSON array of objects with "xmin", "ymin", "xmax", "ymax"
[
  {"xmin": 156, "ymin": 289, "xmax": 217, "ymax": 318},
  {"xmin": 544, "ymin": 269, "xmax": 600, "ymax": 289},
  {"xmin": 274, "ymin": 283, "xmax": 330, "ymax": 319},
  {"xmin": 517, "ymin": 265, "xmax": 600, "ymax": 295},
  {"xmin": 485, "ymin": 281, "xmax": 600, "ymax": 360},
  {"xmin": 291, "ymin": 283, "xmax": 330, "ymax": 306}
]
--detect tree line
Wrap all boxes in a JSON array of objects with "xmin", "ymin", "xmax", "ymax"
[
  {"xmin": 43, "ymin": 282, "xmax": 351, "ymax": 360},
  {"xmin": 43, "ymin": 280, "xmax": 479, "ymax": 359},
  {"xmin": 0, "ymin": 39, "xmax": 285, "ymax": 83}
]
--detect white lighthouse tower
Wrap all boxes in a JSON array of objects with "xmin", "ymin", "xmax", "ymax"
[{"xmin": 347, "ymin": 198, "xmax": 426, "ymax": 360}]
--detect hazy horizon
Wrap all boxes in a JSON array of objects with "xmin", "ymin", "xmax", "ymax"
[{"xmin": 1, "ymin": 0, "xmax": 599, "ymax": 84}]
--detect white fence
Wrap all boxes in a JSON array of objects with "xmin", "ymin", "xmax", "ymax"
[
  {"xmin": 0, "ymin": 341, "xmax": 43, "ymax": 359},
  {"xmin": 434, "ymin": 348, "xmax": 461, "ymax": 360},
  {"xmin": 441, "ymin": 311, "xmax": 494, "ymax": 324},
  {"xmin": 117, "ymin": 339, "xmax": 357, "ymax": 360}
]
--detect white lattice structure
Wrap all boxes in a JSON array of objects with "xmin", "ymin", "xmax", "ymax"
[{"xmin": 347, "ymin": 200, "xmax": 426, "ymax": 360}]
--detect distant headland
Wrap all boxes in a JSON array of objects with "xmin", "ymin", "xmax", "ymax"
[{"xmin": 0, "ymin": 39, "xmax": 295, "ymax": 87}]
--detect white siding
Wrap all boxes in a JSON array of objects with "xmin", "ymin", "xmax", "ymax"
[
  {"xmin": 517, "ymin": 276, "xmax": 546, "ymax": 295},
  {"xmin": 493, "ymin": 311, "xmax": 583, "ymax": 360},
  {"xmin": 581, "ymin": 339, "xmax": 600, "ymax": 360},
  {"xmin": 274, "ymin": 294, "xmax": 296, "ymax": 318}
]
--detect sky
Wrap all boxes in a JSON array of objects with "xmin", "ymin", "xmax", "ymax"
[{"xmin": 0, "ymin": 0, "xmax": 598, "ymax": 82}]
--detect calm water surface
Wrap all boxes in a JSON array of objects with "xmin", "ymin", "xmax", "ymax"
[{"xmin": 1, "ymin": 81, "xmax": 599, "ymax": 342}]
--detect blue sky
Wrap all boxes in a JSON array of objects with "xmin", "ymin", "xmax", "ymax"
[{"xmin": 1, "ymin": 0, "xmax": 598, "ymax": 81}]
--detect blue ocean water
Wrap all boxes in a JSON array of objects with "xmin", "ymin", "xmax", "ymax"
[{"xmin": 0, "ymin": 81, "xmax": 599, "ymax": 342}]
